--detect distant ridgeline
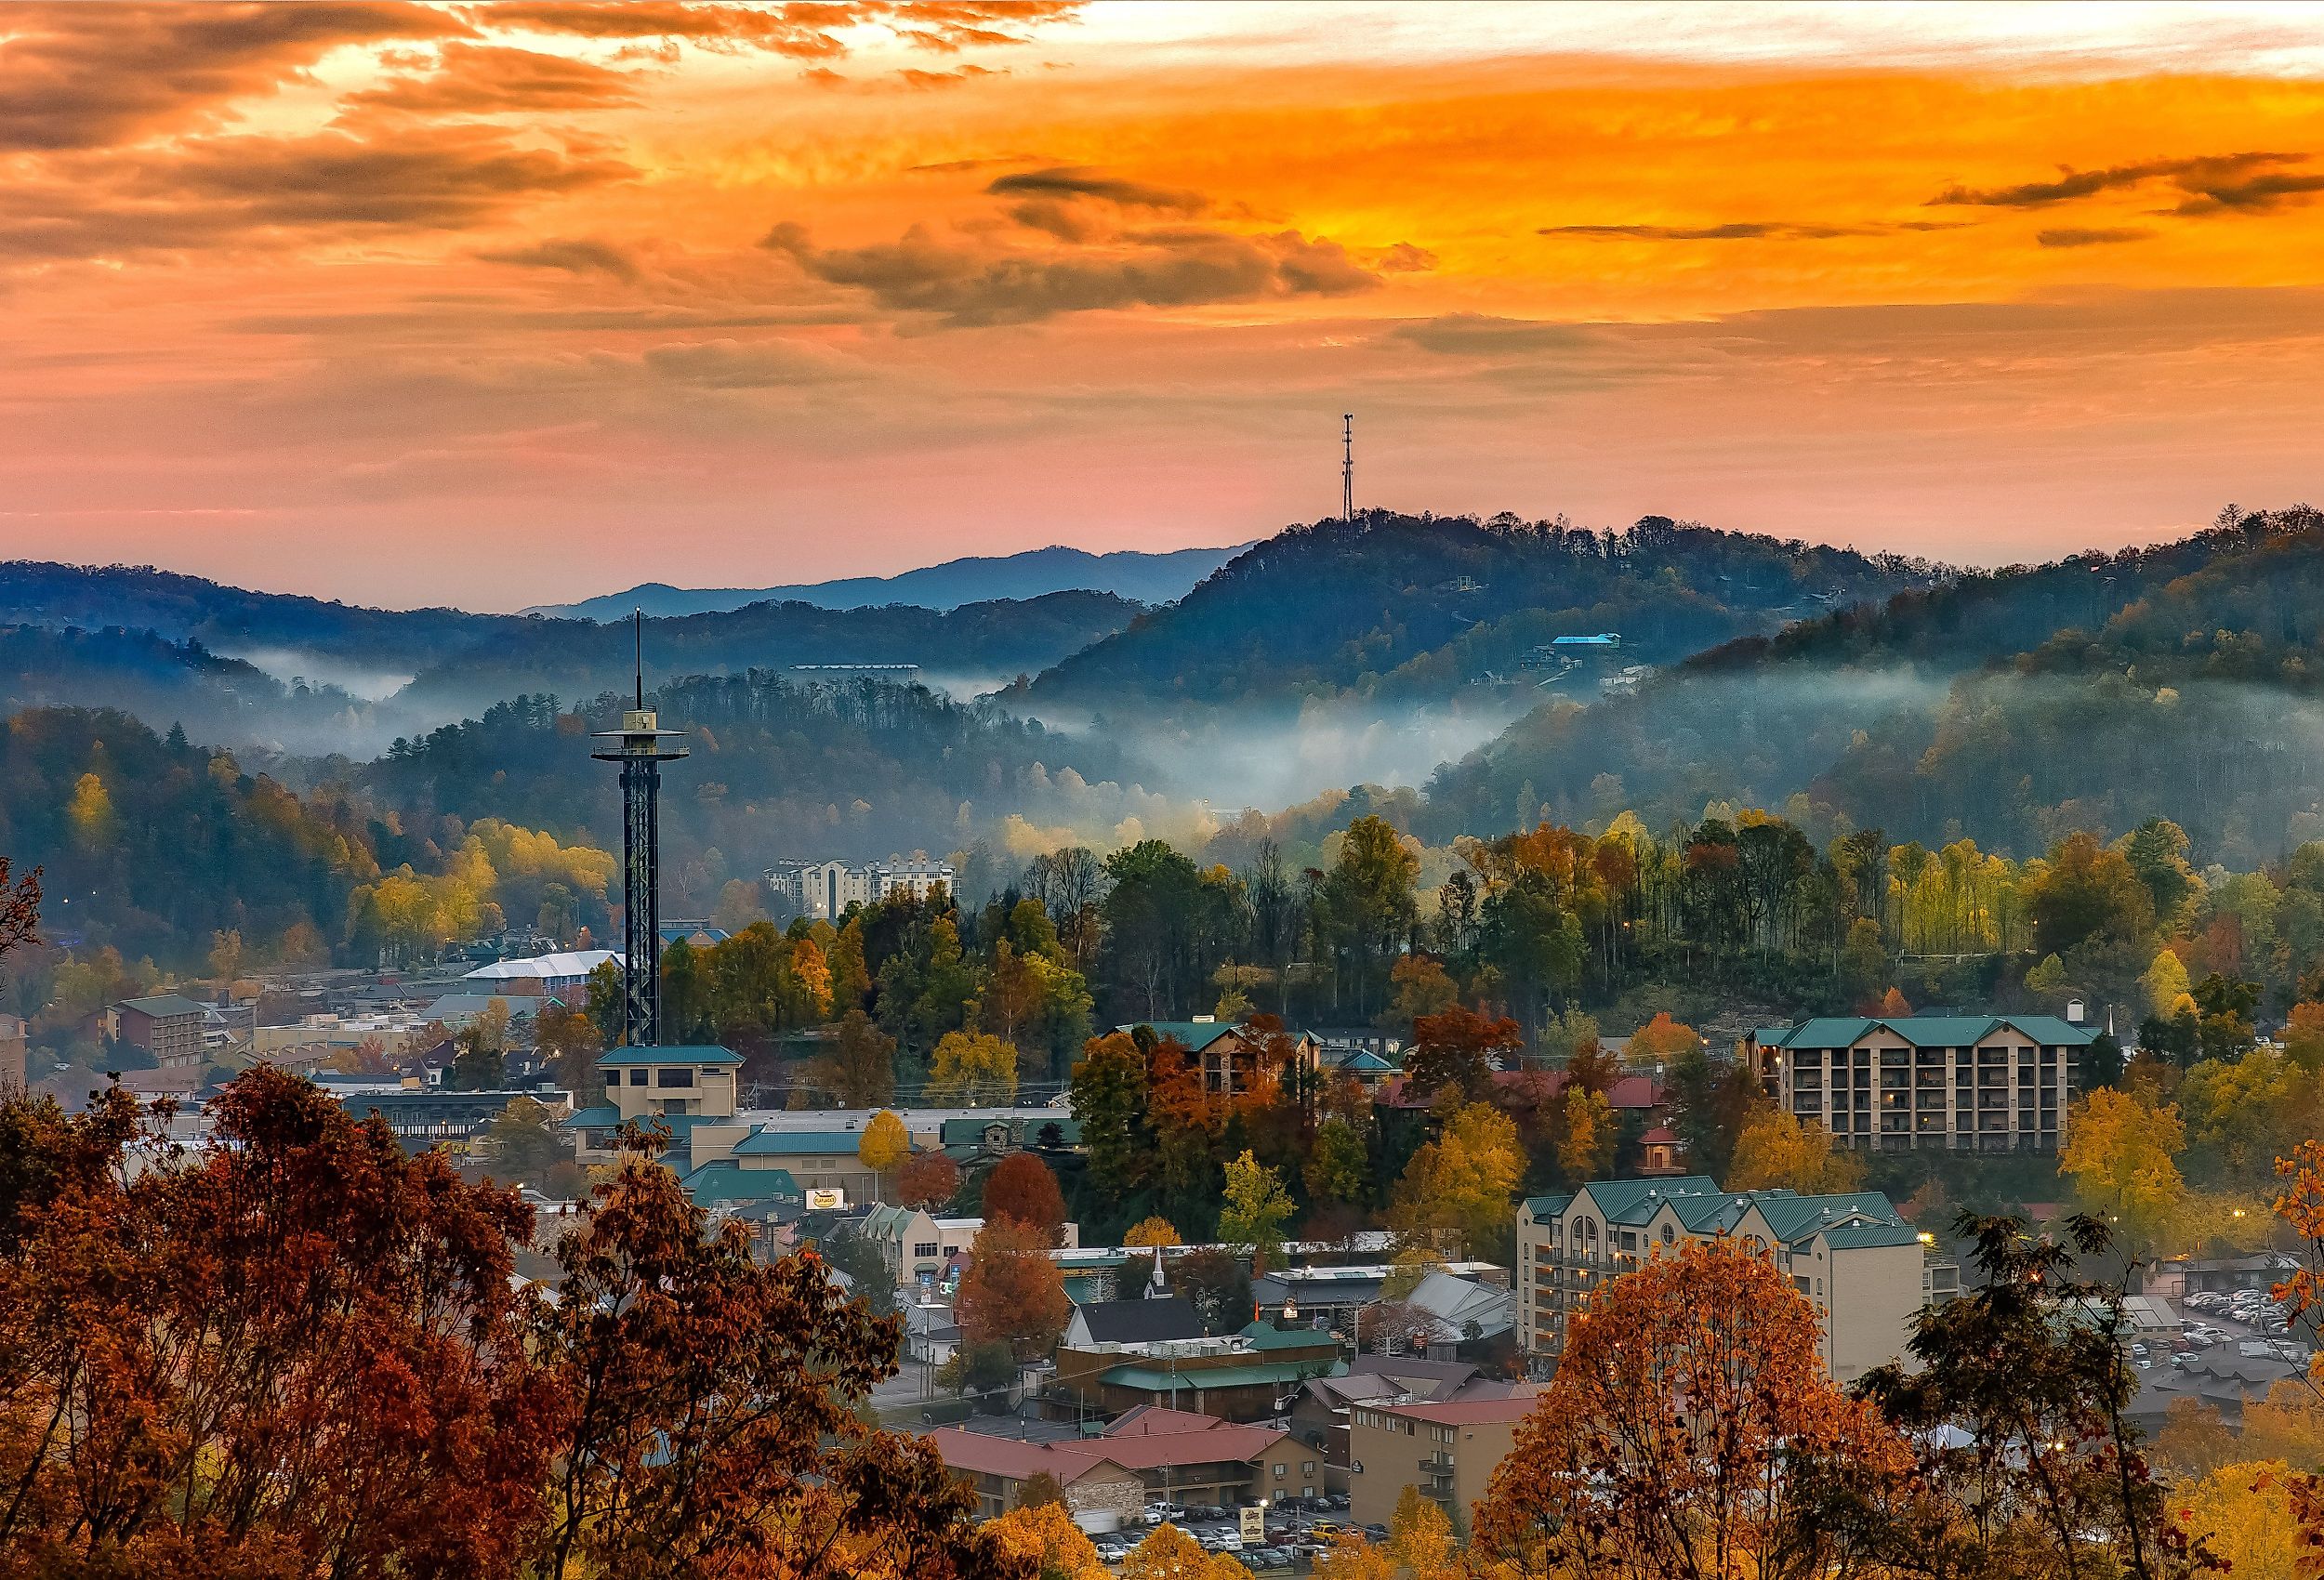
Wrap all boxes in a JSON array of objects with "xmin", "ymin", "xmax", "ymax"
[{"xmin": 1420, "ymin": 505, "xmax": 2324, "ymax": 865}]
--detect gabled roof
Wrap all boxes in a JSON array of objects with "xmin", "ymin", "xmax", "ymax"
[
  {"xmin": 1117, "ymin": 1020, "xmax": 1244, "ymax": 1052},
  {"xmin": 595, "ymin": 1045, "xmax": 742, "ymax": 1067},
  {"xmin": 1236, "ymin": 1319, "xmax": 1341, "ymax": 1353},
  {"xmin": 1523, "ymin": 1192, "xmax": 1573, "ymax": 1220},
  {"xmin": 1335, "ymin": 1048, "xmax": 1399, "ymax": 1072},
  {"xmin": 1380, "ymin": 1390, "xmax": 1540, "ymax": 1427},
  {"xmin": 1069, "ymin": 1297, "xmax": 1205, "ymax": 1346},
  {"xmin": 1750, "ymin": 1191, "xmax": 1902, "ymax": 1244},
  {"xmin": 733, "ymin": 1127, "xmax": 867, "ymax": 1156},
  {"xmin": 1574, "ymin": 1176, "xmax": 1723, "ymax": 1225},
  {"xmin": 563, "ymin": 1103, "xmax": 622, "ymax": 1127},
  {"xmin": 1754, "ymin": 1015, "xmax": 2097, "ymax": 1050}
]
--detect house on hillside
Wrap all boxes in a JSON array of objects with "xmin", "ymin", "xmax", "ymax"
[{"xmin": 1117, "ymin": 1020, "xmax": 1321, "ymax": 1099}]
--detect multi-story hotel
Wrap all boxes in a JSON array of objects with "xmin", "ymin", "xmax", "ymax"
[
  {"xmin": 1516, "ymin": 1176, "xmax": 1954, "ymax": 1386},
  {"xmin": 1746, "ymin": 1013, "xmax": 2095, "ymax": 1153},
  {"xmin": 763, "ymin": 857, "xmax": 956, "ymax": 921}
]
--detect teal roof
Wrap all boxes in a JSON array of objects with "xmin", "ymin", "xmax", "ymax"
[
  {"xmin": 1103, "ymin": 1360, "xmax": 1346, "ymax": 1392},
  {"xmin": 1577, "ymin": 1177, "xmax": 1723, "ymax": 1225},
  {"xmin": 1118, "ymin": 1020, "xmax": 1243, "ymax": 1052},
  {"xmin": 563, "ymin": 1103, "xmax": 621, "ymax": 1127},
  {"xmin": 595, "ymin": 1045, "xmax": 743, "ymax": 1067},
  {"xmin": 682, "ymin": 1162, "xmax": 799, "ymax": 1206},
  {"xmin": 1752, "ymin": 1191, "xmax": 1901, "ymax": 1243},
  {"xmin": 938, "ymin": 1115, "xmax": 1082, "ymax": 1144},
  {"xmin": 1523, "ymin": 1193, "xmax": 1573, "ymax": 1220},
  {"xmin": 733, "ymin": 1127, "xmax": 868, "ymax": 1156},
  {"xmin": 1336, "ymin": 1049, "xmax": 1397, "ymax": 1072},
  {"xmin": 1755, "ymin": 1016, "xmax": 2096, "ymax": 1050},
  {"xmin": 1821, "ymin": 1223, "xmax": 1925, "ymax": 1250},
  {"xmin": 1236, "ymin": 1321, "xmax": 1341, "ymax": 1353}
]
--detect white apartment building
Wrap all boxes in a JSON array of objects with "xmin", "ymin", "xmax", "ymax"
[
  {"xmin": 764, "ymin": 857, "xmax": 956, "ymax": 921},
  {"xmin": 1516, "ymin": 1177, "xmax": 1948, "ymax": 1386},
  {"xmin": 1747, "ymin": 1014, "xmax": 2094, "ymax": 1153}
]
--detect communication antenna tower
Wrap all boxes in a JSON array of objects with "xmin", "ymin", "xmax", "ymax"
[{"xmin": 1341, "ymin": 413, "xmax": 1354, "ymax": 523}]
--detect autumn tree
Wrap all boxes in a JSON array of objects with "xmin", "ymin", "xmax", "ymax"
[
  {"xmin": 536, "ymin": 1001, "xmax": 605, "ymax": 1096},
  {"xmin": 2268, "ymin": 1139, "xmax": 2324, "ymax": 1569},
  {"xmin": 1557, "ymin": 1086, "xmax": 1615, "ymax": 1182},
  {"xmin": 484, "ymin": 1093, "xmax": 572, "ymax": 1191},
  {"xmin": 1219, "ymin": 1149, "xmax": 1295, "ymax": 1274},
  {"xmin": 1623, "ymin": 1011, "xmax": 1703, "ymax": 1072},
  {"xmin": 1725, "ymin": 1108, "xmax": 1865, "ymax": 1194},
  {"xmin": 1069, "ymin": 1031, "xmax": 1151, "ymax": 1207},
  {"xmin": 897, "ymin": 1149, "xmax": 963, "ymax": 1211},
  {"xmin": 448, "ymin": 997, "xmax": 511, "ymax": 1089},
  {"xmin": 2061, "ymin": 1084, "xmax": 2186, "ymax": 1253},
  {"xmin": 1386, "ymin": 1485, "xmax": 1459, "ymax": 1576},
  {"xmin": 1403, "ymin": 1003, "xmax": 1521, "ymax": 1103},
  {"xmin": 1472, "ymin": 1239, "xmax": 1911, "ymax": 1580},
  {"xmin": 539, "ymin": 1134, "xmax": 1003, "ymax": 1579},
  {"xmin": 0, "ymin": 1069, "xmax": 560, "ymax": 1579},
  {"xmin": 1125, "ymin": 1215, "xmax": 1182, "ymax": 1248},
  {"xmin": 857, "ymin": 1109, "xmax": 911, "ymax": 1182},
  {"xmin": 1390, "ymin": 1099, "xmax": 1523, "ymax": 1260},
  {"xmin": 1120, "ymin": 1521, "xmax": 1250, "ymax": 1580},
  {"xmin": 983, "ymin": 1151, "xmax": 1068, "ymax": 1245},
  {"xmin": 987, "ymin": 1498, "xmax": 1105, "ymax": 1579},
  {"xmin": 821, "ymin": 1007, "xmax": 897, "ymax": 1107},
  {"xmin": 929, "ymin": 1028, "xmax": 1021, "ymax": 1107},
  {"xmin": 954, "ymin": 1217, "xmax": 1070, "ymax": 1362},
  {"xmin": 1304, "ymin": 1116, "xmax": 1369, "ymax": 1210}
]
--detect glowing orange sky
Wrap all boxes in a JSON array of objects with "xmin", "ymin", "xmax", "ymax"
[{"xmin": 6, "ymin": 1, "xmax": 2324, "ymax": 608}]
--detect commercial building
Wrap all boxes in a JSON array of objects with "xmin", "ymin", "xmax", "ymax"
[
  {"xmin": 336, "ymin": 1086, "xmax": 562, "ymax": 1157},
  {"xmin": 764, "ymin": 858, "xmax": 956, "ymax": 921},
  {"xmin": 463, "ymin": 949, "xmax": 621, "ymax": 998},
  {"xmin": 1346, "ymin": 1391, "xmax": 1538, "ymax": 1536},
  {"xmin": 1287, "ymin": 1357, "xmax": 1524, "ymax": 1495},
  {"xmin": 112, "ymin": 994, "xmax": 211, "ymax": 1071},
  {"xmin": 1516, "ymin": 1177, "xmax": 1943, "ymax": 1386},
  {"xmin": 1052, "ymin": 1320, "xmax": 1346, "ymax": 1422},
  {"xmin": 933, "ymin": 1408, "xmax": 1312, "ymax": 1526},
  {"xmin": 1746, "ymin": 1014, "xmax": 2096, "ymax": 1152}
]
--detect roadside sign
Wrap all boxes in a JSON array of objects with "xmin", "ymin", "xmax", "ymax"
[{"xmin": 1240, "ymin": 1506, "xmax": 1267, "ymax": 1542}]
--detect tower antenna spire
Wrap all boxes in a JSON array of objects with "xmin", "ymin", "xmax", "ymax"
[
  {"xmin": 1341, "ymin": 413, "xmax": 1354, "ymax": 523},
  {"xmin": 633, "ymin": 607, "xmax": 643, "ymax": 710}
]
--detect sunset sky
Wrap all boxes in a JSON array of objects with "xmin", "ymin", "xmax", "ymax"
[{"xmin": 6, "ymin": 1, "xmax": 2324, "ymax": 608}]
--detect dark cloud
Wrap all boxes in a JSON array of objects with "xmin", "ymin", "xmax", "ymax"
[
  {"xmin": 761, "ymin": 219, "xmax": 1380, "ymax": 327},
  {"xmin": 1930, "ymin": 151, "xmax": 2311, "ymax": 212},
  {"xmin": 1373, "ymin": 242, "xmax": 1437, "ymax": 272},
  {"xmin": 639, "ymin": 337, "xmax": 856, "ymax": 388},
  {"xmin": 475, "ymin": 236, "xmax": 642, "ymax": 280},
  {"xmin": 987, "ymin": 166, "xmax": 1208, "ymax": 214},
  {"xmin": 2036, "ymin": 226, "xmax": 2155, "ymax": 248},
  {"xmin": 0, "ymin": 2, "xmax": 469, "ymax": 152},
  {"xmin": 895, "ymin": 64, "xmax": 1003, "ymax": 89},
  {"xmin": 0, "ymin": 129, "xmax": 628, "ymax": 259},
  {"xmin": 1540, "ymin": 220, "xmax": 1882, "ymax": 241},
  {"xmin": 349, "ymin": 43, "xmax": 643, "ymax": 114}
]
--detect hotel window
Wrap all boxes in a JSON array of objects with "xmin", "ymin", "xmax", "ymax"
[
  {"xmin": 656, "ymin": 1067, "xmax": 694, "ymax": 1088},
  {"xmin": 914, "ymin": 1242, "xmax": 939, "ymax": 1258},
  {"xmin": 628, "ymin": 1069, "xmax": 648, "ymax": 1086}
]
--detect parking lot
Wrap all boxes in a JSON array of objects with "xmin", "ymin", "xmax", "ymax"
[
  {"xmin": 1080, "ymin": 1494, "xmax": 1390, "ymax": 1571},
  {"xmin": 2149, "ymin": 1284, "xmax": 2313, "ymax": 1370}
]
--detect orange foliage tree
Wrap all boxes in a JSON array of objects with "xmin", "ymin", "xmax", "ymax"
[
  {"xmin": 1472, "ymin": 1239, "xmax": 1910, "ymax": 1580},
  {"xmin": 955, "ymin": 1216, "xmax": 1071, "ymax": 1362},
  {"xmin": 983, "ymin": 1151, "xmax": 1068, "ymax": 1245},
  {"xmin": 898, "ymin": 1149, "xmax": 963, "ymax": 1211},
  {"xmin": 2270, "ymin": 1139, "xmax": 2324, "ymax": 1573},
  {"xmin": 1404, "ymin": 1003, "xmax": 1523, "ymax": 1104}
]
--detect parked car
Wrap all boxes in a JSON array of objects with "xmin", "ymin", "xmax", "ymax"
[
  {"xmin": 1147, "ymin": 1502, "xmax": 1186, "ymax": 1521},
  {"xmin": 1363, "ymin": 1523, "xmax": 1390, "ymax": 1542}
]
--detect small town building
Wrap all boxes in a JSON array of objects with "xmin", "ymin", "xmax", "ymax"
[
  {"xmin": 1346, "ymin": 1392, "xmax": 1539, "ymax": 1536},
  {"xmin": 112, "ymin": 994, "xmax": 211, "ymax": 1071},
  {"xmin": 1053, "ymin": 1320, "xmax": 1346, "ymax": 1422},
  {"xmin": 1116, "ymin": 1020, "xmax": 1323, "ymax": 1099},
  {"xmin": 933, "ymin": 1407, "xmax": 1313, "ymax": 1526}
]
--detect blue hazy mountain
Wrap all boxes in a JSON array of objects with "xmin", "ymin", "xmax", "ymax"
[{"xmin": 532, "ymin": 543, "xmax": 1246, "ymax": 620}]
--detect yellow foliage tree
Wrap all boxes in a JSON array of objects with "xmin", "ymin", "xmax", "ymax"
[
  {"xmin": 1725, "ymin": 1109, "xmax": 1866, "ymax": 1195},
  {"xmin": 2059, "ymin": 1085, "xmax": 2185, "ymax": 1251},
  {"xmin": 2143, "ymin": 947, "xmax": 2193, "ymax": 1018},
  {"xmin": 1390, "ymin": 1100, "xmax": 1524, "ymax": 1259},
  {"xmin": 926, "ymin": 1029, "xmax": 1020, "ymax": 1107},
  {"xmin": 1120, "ymin": 1522, "xmax": 1248, "ymax": 1580},
  {"xmin": 2172, "ymin": 1461, "xmax": 2301, "ymax": 1580},
  {"xmin": 2284, "ymin": 1001, "xmax": 2324, "ymax": 1074},
  {"xmin": 1387, "ymin": 1485, "xmax": 1458, "ymax": 1575},
  {"xmin": 857, "ymin": 1110, "xmax": 910, "ymax": 1177},
  {"xmin": 791, "ymin": 934, "xmax": 833, "ymax": 1019},
  {"xmin": 66, "ymin": 770, "xmax": 113, "ymax": 848},
  {"xmin": 984, "ymin": 1500, "xmax": 1108, "ymax": 1580},
  {"xmin": 1557, "ymin": 1087, "xmax": 1614, "ymax": 1182},
  {"xmin": 1311, "ymin": 1530, "xmax": 1394, "ymax": 1580},
  {"xmin": 1124, "ymin": 1217, "xmax": 1182, "ymax": 1249}
]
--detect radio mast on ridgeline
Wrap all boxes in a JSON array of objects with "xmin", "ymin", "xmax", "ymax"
[
  {"xmin": 1341, "ymin": 413, "xmax": 1354, "ymax": 523},
  {"xmin": 591, "ymin": 610, "xmax": 687, "ymax": 1048}
]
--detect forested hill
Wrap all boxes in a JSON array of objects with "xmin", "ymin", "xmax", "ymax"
[
  {"xmin": 361, "ymin": 673, "xmax": 1155, "ymax": 918},
  {"xmin": 1019, "ymin": 512, "xmax": 1940, "ymax": 715},
  {"xmin": 396, "ymin": 590, "xmax": 1139, "ymax": 712},
  {"xmin": 1420, "ymin": 505, "xmax": 2324, "ymax": 866}
]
